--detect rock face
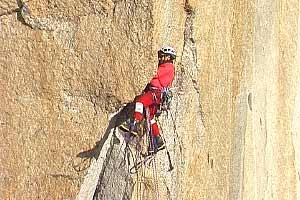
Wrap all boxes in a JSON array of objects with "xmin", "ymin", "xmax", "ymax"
[{"xmin": 0, "ymin": 0, "xmax": 299, "ymax": 199}]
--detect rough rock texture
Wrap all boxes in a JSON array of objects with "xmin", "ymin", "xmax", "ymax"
[
  {"xmin": 1, "ymin": 0, "xmax": 300, "ymax": 199},
  {"xmin": 0, "ymin": 0, "xmax": 153, "ymax": 199}
]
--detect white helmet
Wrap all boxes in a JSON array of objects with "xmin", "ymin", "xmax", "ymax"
[{"xmin": 159, "ymin": 46, "xmax": 176, "ymax": 59}]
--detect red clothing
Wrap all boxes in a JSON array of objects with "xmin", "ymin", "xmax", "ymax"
[
  {"xmin": 150, "ymin": 62, "xmax": 175, "ymax": 89},
  {"xmin": 134, "ymin": 62, "xmax": 175, "ymax": 136},
  {"xmin": 134, "ymin": 90, "xmax": 161, "ymax": 136}
]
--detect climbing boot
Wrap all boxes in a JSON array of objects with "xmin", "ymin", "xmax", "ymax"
[
  {"xmin": 148, "ymin": 135, "xmax": 165, "ymax": 154},
  {"xmin": 119, "ymin": 119, "xmax": 138, "ymax": 136}
]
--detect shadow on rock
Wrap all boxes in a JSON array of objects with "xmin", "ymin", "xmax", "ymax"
[{"xmin": 74, "ymin": 103, "xmax": 135, "ymax": 172}]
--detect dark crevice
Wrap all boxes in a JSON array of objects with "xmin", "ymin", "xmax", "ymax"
[
  {"xmin": 0, "ymin": 0, "xmax": 28, "ymax": 17},
  {"xmin": 184, "ymin": 0, "xmax": 194, "ymax": 14},
  {"xmin": 207, "ymin": 153, "xmax": 210, "ymax": 164},
  {"xmin": 0, "ymin": 0, "xmax": 32, "ymax": 27},
  {"xmin": 181, "ymin": 0, "xmax": 205, "ymax": 126},
  {"xmin": 167, "ymin": 95, "xmax": 184, "ymax": 167},
  {"xmin": 15, "ymin": 0, "xmax": 33, "ymax": 28},
  {"xmin": 248, "ymin": 92, "xmax": 252, "ymax": 111}
]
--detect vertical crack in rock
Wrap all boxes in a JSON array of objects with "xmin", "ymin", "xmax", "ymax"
[
  {"xmin": 167, "ymin": 1, "xmax": 205, "ymax": 199},
  {"xmin": 181, "ymin": 1, "xmax": 205, "ymax": 126},
  {"xmin": 180, "ymin": 0, "xmax": 205, "ymax": 151}
]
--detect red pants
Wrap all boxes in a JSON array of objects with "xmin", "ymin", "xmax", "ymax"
[{"xmin": 134, "ymin": 89, "xmax": 161, "ymax": 136}]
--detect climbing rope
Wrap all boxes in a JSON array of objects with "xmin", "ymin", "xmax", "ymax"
[
  {"xmin": 119, "ymin": 106, "xmax": 161, "ymax": 199},
  {"xmin": 156, "ymin": 118, "xmax": 174, "ymax": 172},
  {"xmin": 145, "ymin": 107, "xmax": 160, "ymax": 200},
  {"xmin": 123, "ymin": 117, "xmax": 148, "ymax": 200},
  {"xmin": 151, "ymin": 154, "xmax": 159, "ymax": 200},
  {"xmin": 135, "ymin": 146, "xmax": 141, "ymax": 200}
]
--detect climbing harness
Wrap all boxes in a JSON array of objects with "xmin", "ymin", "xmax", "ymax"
[{"xmin": 153, "ymin": 87, "xmax": 173, "ymax": 118}]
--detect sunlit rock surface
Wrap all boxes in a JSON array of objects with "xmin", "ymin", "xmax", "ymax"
[{"xmin": 1, "ymin": 0, "xmax": 299, "ymax": 199}]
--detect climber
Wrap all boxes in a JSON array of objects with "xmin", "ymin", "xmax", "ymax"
[{"xmin": 120, "ymin": 46, "xmax": 176, "ymax": 153}]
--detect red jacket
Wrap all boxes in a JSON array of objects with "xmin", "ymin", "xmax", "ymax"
[{"xmin": 150, "ymin": 62, "xmax": 175, "ymax": 89}]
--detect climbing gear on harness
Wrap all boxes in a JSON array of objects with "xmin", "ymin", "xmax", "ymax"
[
  {"xmin": 146, "ymin": 86, "xmax": 173, "ymax": 117},
  {"xmin": 160, "ymin": 87, "xmax": 173, "ymax": 111},
  {"xmin": 158, "ymin": 46, "xmax": 176, "ymax": 59},
  {"xmin": 154, "ymin": 87, "xmax": 173, "ymax": 117}
]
